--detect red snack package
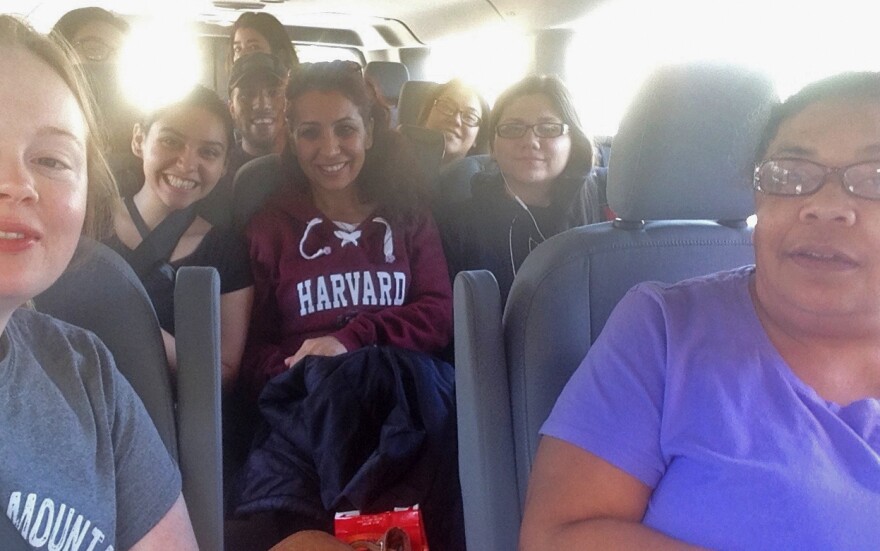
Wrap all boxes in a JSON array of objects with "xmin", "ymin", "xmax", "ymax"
[{"xmin": 334, "ymin": 506, "xmax": 428, "ymax": 551}]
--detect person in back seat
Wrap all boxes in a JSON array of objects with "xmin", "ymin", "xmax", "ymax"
[
  {"xmin": 52, "ymin": 7, "xmax": 140, "ymax": 194},
  {"xmin": 234, "ymin": 60, "xmax": 462, "ymax": 550},
  {"xmin": 52, "ymin": 6, "xmax": 128, "ymax": 66},
  {"xmin": 199, "ymin": 52, "xmax": 289, "ymax": 226},
  {"xmin": 521, "ymin": 72, "xmax": 880, "ymax": 549},
  {"xmin": 0, "ymin": 15, "xmax": 196, "ymax": 549},
  {"xmin": 229, "ymin": 11, "xmax": 299, "ymax": 75},
  {"xmin": 418, "ymin": 79, "xmax": 490, "ymax": 168},
  {"xmin": 439, "ymin": 74, "xmax": 603, "ymax": 303},
  {"xmin": 105, "ymin": 85, "xmax": 253, "ymax": 392}
]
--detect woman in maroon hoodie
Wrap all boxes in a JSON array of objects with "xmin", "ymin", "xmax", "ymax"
[
  {"xmin": 241, "ymin": 61, "xmax": 452, "ymax": 400},
  {"xmin": 235, "ymin": 61, "xmax": 460, "ymax": 548}
]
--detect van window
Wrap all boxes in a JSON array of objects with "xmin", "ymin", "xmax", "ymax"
[
  {"xmin": 295, "ymin": 44, "xmax": 364, "ymax": 65},
  {"xmin": 568, "ymin": 0, "xmax": 880, "ymax": 136}
]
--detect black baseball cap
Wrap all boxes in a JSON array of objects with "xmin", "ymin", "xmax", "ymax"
[{"xmin": 228, "ymin": 52, "xmax": 287, "ymax": 91}]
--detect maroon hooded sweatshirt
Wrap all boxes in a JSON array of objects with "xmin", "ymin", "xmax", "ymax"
[{"xmin": 241, "ymin": 191, "xmax": 453, "ymax": 401}]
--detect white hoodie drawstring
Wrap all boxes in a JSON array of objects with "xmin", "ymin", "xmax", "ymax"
[
  {"xmin": 299, "ymin": 218, "xmax": 332, "ymax": 260},
  {"xmin": 373, "ymin": 217, "xmax": 395, "ymax": 263},
  {"xmin": 299, "ymin": 216, "xmax": 395, "ymax": 263}
]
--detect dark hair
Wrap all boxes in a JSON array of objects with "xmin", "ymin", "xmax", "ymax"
[
  {"xmin": 417, "ymin": 79, "xmax": 491, "ymax": 155},
  {"xmin": 140, "ymin": 85, "xmax": 235, "ymax": 153},
  {"xmin": 489, "ymin": 74, "xmax": 594, "ymax": 176},
  {"xmin": 284, "ymin": 61, "xmax": 425, "ymax": 220},
  {"xmin": 1, "ymin": 15, "xmax": 116, "ymax": 240},
  {"xmin": 52, "ymin": 7, "xmax": 129, "ymax": 43},
  {"xmin": 228, "ymin": 12, "xmax": 299, "ymax": 73},
  {"xmin": 755, "ymin": 72, "xmax": 880, "ymax": 163}
]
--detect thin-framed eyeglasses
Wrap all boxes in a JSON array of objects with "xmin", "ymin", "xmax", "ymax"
[
  {"xmin": 496, "ymin": 122, "xmax": 569, "ymax": 140},
  {"xmin": 753, "ymin": 158, "xmax": 880, "ymax": 200},
  {"xmin": 72, "ymin": 37, "xmax": 117, "ymax": 62},
  {"xmin": 432, "ymin": 98, "xmax": 481, "ymax": 127}
]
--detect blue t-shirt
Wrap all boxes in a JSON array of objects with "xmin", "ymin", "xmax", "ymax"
[{"xmin": 542, "ymin": 267, "xmax": 880, "ymax": 550}]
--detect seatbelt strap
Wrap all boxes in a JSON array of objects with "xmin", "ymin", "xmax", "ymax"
[{"xmin": 123, "ymin": 195, "xmax": 197, "ymax": 277}]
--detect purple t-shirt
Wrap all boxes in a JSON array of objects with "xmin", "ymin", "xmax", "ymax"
[{"xmin": 542, "ymin": 267, "xmax": 880, "ymax": 549}]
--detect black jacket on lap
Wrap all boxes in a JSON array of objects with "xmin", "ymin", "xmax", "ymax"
[{"xmin": 234, "ymin": 346, "xmax": 464, "ymax": 550}]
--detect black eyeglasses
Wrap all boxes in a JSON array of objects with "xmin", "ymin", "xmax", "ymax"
[
  {"xmin": 432, "ymin": 98, "xmax": 482, "ymax": 127},
  {"xmin": 753, "ymin": 158, "xmax": 880, "ymax": 200},
  {"xmin": 72, "ymin": 37, "xmax": 117, "ymax": 62},
  {"xmin": 495, "ymin": 122, "xmax": 569, "ymax": 140}
]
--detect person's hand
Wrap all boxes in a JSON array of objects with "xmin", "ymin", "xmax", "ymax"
[
  {"xmin": 270, "ymin": 529, "xmax": 354, "ymax": 550},
  {"xmin": 284, "ymin": 336, "xmax": 347, "ymax": 368}
]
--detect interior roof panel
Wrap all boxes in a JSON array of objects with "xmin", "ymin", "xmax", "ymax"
[
  {"xmin": 13, "ymin": 0, "xmax": 602, "ymax": 47},
  {"xmin": 486, "ymin": 0, "xmax": 603, "ymax": 29}
]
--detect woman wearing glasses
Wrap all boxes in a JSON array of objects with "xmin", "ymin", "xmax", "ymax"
[
  {"xmin": 418, "ymin": 79, "xmax": 490, "ymax": 167},
  {"xmin": 52, "ymin": 7, "xmax": 128, "ymax": 64},
  {"xmin": 440, "ymin": 74, "xmax": 603, "ymax": 303},
  {"xmin": 520, "ymin": 72, "xmax": 880, "ymax": 549}
]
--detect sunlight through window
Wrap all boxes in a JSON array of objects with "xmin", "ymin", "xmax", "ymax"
[
  {"xmin": 569, "ymin": 0, "xmax": 880, "ymax": 136},
  {"xmin": 118, "ymin": 18, "xmax": 202, "ymax": 114},
  {"xmin": 425, "ymin": 25, "xmax": 530, "ymax": 104}
]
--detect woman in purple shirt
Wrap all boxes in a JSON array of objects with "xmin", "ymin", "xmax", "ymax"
[{"xmin": 521, "ymin": 72, "xmax": 880, "ymax": 549}]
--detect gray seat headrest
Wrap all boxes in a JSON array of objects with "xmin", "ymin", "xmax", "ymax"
[
  {"xmin": 364, "ymin": 61, "xmax": 410, "ymax": 103},
  {"xmin": 397, "ymin": 80, "xmax": 440, "ymax": 127},
  {"xmin": 608, "ymin": 63, "xmax": 777, "ymax": 221}
]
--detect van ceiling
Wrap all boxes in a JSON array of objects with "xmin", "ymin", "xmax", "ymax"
[{"xmin": 15, "ymin": 0, "xmax": 604, "ymax": 45}]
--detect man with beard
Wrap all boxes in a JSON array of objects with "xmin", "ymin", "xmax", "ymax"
[{"xmin": 200, "ymin": 52, "xmax": 288, "ymax": 226}]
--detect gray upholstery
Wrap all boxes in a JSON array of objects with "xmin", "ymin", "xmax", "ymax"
[
  {"xmin": 454, "ymin": 63, "xmax": 776, "ymax": 549},
  {"xmin": 175, "ymin": 266, "xmax": 223, "ymax": 551},
  {"xmin": 608, "ymin": 64, "xmax": 775, "ymax": 221},
  {"xmin": 399, "ymin": 124, "xmax": 445, "ymax": 178},
  {"xmin": 232, "ymin": 153, "xmax": 284, "ymax": 229},
  {"xmin": 434, "ymin": 154, "xmax": 493, "ymax": 205},
  {"xmin": 454, "ymin": 271, "xmax": 520, "ymax": 551},
  {"xmin": 364, "ymin": 61, "xmax": 410, "ymax": 104},
  {"xmin": 34, "ymin": 239, "xmax": 178, "ymax": 458},
  {"xmin": 396, "ymin": 80, "xmax": 438, "ymax": 127},
  {"xmin": 34, "ymin": 239, "xmax": 224, "ymax": 550}
]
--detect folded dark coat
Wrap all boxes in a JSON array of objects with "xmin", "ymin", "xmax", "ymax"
[{"xmin": 235, "ymin": 346, "xmax": 463, "ymax": 550}]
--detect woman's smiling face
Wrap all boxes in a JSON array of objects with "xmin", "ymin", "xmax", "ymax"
[
  {"xmin": 424, "ymin": 85, "xmax": 483, "ymax": 163},
  {"xmin": 134, "ymin": 104, "xmax": 229, "ymax": 212},
  {"xmin": 288, "ymin": 89, "xmax": 373, "ymax": 196}
]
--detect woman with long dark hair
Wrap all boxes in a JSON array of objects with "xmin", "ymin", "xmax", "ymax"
[{"xmin": 236, "ymin": 61, "xmax": 461, "ymax": 550}]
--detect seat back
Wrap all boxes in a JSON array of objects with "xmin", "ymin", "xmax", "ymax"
[
  {"xmin": 232, "ymin": 153, "xmax": 284, "ymax": 229},
  {"xmin": 34, "ymin": 239, "xmax": 178, "ymax": 458},
  {"xmin": 455, "ymin": 63, "xmax": 776, "ymax": 550},
  {"xmin": 399, "ymin": 124, "xmax": 445, "ymax": 179},
  {"xmin": 396, "ymin": 80, "xmax": 439, "ymax": 127},
  {"xmin": 33, "ymin": 239, "xmax": 224, "ymax": 551},
  {"xmin": 364, "ymin": 61, "xmax": 410, "ymax": 106},
  {"xmin": 434, "ymin": 154, "xmax": 493, "ymax": 205},
  {"xmin": 175, "ymin": 266, "xmax": 223, "ymax": 551},
  {"xmin": 365, "ymin": 61, "xmax": 410, "ymax": 127}
]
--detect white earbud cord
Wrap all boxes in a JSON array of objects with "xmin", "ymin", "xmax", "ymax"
[{"xmin": 503, "ymin": 172, "xmax": 548, "ymax": 279}]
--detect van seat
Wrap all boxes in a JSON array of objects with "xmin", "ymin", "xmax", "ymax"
[
  {"xmin": 454, "ymin": 62, "xmax": 776, "ymax": 550},
  {"xmin": 396, "ymin": 80, "xmax": 439, "ymax": 128}
]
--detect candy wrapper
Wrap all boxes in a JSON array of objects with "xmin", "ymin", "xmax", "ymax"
[{"xmin": 334, "ymin": 506, "xmax": 428, "ymax": 551}]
